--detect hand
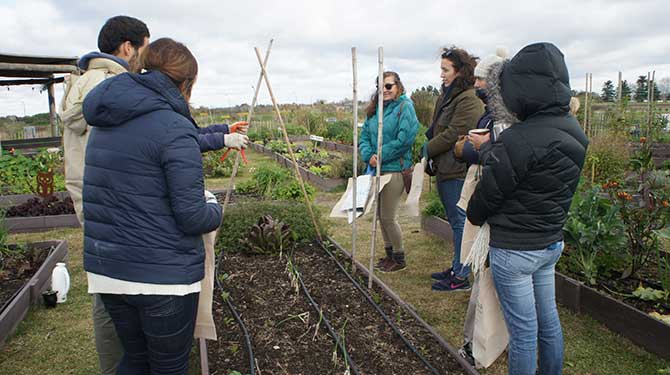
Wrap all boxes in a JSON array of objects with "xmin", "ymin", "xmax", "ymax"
[
  {"xmin": 204, "ymin": 190, "xmax": 218, "ymax": 204},
  {"xmin": 369, "ymin": 154, "xmax": 378, "ymax": 168},
  {"xmin": 468, "ymin": 132, "xmax": 490, "ymax": 150},
  {"xmin": 223, "ymin": 133, "xmax": 250, "ymax": 149},
  {"xmin": 229, "ymin": 121, "xmax": 249, "ymax": 134},
  {"xmin": 454, "ymin": 135, "xmax": 467, "ymax": 159}
]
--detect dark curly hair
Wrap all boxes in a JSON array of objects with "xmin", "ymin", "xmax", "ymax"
[
  {"xmin": 440, "ymin": 46, "xmax": 478, "ymax": 91},
  {"xmin": 98, "ymin": 15, "xmax": 150, "ymax": 55}
]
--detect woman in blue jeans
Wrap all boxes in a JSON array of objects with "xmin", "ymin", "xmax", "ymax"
[
  {"xmin": 467, "ymin": 43, "xmax": 588, "ymax": 374},
  {"xmin": 82, "ymin": 38, "xmax": 225, "ymax": 374},
  {"xmin": 423, "ymin": 47, "xmax": 484, "ymax": 291}
]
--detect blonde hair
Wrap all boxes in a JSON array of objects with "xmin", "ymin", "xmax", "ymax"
[{"xmin": 569, "ymin": 97, "xmax": 580, "ymax": 116}]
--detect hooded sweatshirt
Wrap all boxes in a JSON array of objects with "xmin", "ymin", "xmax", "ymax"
[
  {"xmin": 82, "ymin": 70, "xmax": 222, "ymax": 285},
  {"xmin": 466, "ymin": 42, "xmax": 589, "ymax": 250}
]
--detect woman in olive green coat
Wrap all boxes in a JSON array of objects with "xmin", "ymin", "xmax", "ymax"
[{"xmin": 423, "ymin": 47, "xmax": 484, "ymax": 291}]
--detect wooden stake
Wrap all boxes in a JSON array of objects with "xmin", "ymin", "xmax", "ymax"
[
  {"xmin": 221, "ymin": 39, "xmax": 273, "ymax": 216},
  {"xmin": 351, "ymin": 47, "xmax": 359, "ymax": 273},
  {"xmin": 253, "ymin": 47, "xmax": 323, "ymax": 241},
  {"xmin": 584, "ymin": 73, "xmax": 589, "ymax": 136},
  {"xmin": 368, "ymin": 47, "xmax": 384, "ymax": 290},
  {"xmin": 589, "ymin": 73, "xmax": 595, "ymax": 138}
]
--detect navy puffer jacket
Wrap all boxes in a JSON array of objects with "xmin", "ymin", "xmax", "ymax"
[{"xmin": 82, "ymin": 70, "xmax": 222, "ymax": 284}]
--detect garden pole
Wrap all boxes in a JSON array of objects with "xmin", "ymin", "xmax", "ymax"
[
  {"xmin": 351, "ymin": 47, "xmax": 359, "ymax": 273},
  {"xmin": 368, "ymin": 47, "xmax": 384, "ymax": 289},
  {"xmin": 583, "ymin": 73, "xmax": 588, "ymax": 135},
  {"xmin": 221, "ymin": 39, "xmax": 273, "ymax": 216},
  {"xmin": 254, "ymin": 47, "xmax": 323, "ymax": 241}
]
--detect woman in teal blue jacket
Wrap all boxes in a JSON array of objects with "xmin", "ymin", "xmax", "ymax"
[{"xmin": 359, "ymin": 71, "xmax": 420, "ymax": 272}]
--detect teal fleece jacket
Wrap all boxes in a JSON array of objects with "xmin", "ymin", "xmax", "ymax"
[{"xmin": 359, "ymin": 94, "xmax": 420, "ymax": 172}]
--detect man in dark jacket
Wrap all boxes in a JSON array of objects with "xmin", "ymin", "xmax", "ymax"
[{"xmin": 467, "ymin": 43, "xmax": 588, "ymax": 375}]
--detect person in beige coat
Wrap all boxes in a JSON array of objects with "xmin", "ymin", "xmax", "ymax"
[{"xmin": 59, "ymin": 15, "xmax": 150, "ymax": 375}]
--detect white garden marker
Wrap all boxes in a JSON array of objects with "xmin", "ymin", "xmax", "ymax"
[
  {"xmin": 368, "ymin": 47, "xmax": 384, "ymax": 289},
  {"xmin": 253, "ymin": 46, "xmax": 323, "ymax": 241},
  {"xmin": 351, "ymin": 47, "xmax": 359, "ymax": 273}
]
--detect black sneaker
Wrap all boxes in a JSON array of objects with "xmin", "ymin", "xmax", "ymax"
[
  {"xmin": 458, "ymin": 342, "xmax": 475, "ymax": 366},
  {"xmin": 431, "ymin": 267, "xmax": 454, "ymax": 281},
  {"xmin": 431, "ymin": 276, "xmax": 471, "ymax": 291}
]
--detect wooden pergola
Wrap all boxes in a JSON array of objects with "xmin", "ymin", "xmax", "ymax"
[{"xmin": 0, "ymin": 53, "xmax": 79, "ymax": 136}]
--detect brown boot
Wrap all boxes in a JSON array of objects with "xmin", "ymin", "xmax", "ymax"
[
  {"xmin": 379, "ymin": 259, "xmax": 407, "ymax": 273},
  {"xmin": 375, "ymin": 247, "xmax": 394, "ymax": 269}
]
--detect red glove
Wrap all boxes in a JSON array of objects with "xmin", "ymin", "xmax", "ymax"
[{"xmin": 229, "ymin": 121, "xmax": 249, "ymax": 134}]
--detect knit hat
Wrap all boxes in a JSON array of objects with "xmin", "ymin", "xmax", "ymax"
[{"xmin": 474, "ymin": 47, "xmax": 509, "ymax": 78}]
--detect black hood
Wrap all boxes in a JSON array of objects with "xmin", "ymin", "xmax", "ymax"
[{"xmin": 501, "ymin": 42, "xmax": 571, "ymax": 121}]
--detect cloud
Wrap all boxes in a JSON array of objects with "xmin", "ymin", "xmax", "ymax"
[{"xmin": 1, "ymin": 0, "xmax": 668, "ymax": 116}]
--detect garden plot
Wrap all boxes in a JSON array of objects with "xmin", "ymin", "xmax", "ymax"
[{"xmin": 209, "ymin": 241, "xmax": 469, "ymax": 375}]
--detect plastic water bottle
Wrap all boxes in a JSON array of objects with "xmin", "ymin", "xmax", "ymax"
[{"xmin": 51, "ymin": 263, "xmax": 70, "ymax": 303}]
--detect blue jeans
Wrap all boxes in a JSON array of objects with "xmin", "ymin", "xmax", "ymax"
[
  {"xmin": 489, "ymin": 241, "xmax": 564, "ymax": 375},
  {"xmin": 436, "ymin": 178, "xmax": 469, "ymax": 278},
  {"xmin": 100, "ymin": 293, "xmax": 199, "ymax": 375}
]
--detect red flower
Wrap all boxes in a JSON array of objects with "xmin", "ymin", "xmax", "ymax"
[{"xmin": 640, "ymin": 137, "xmax": 647, "ymax": 144}]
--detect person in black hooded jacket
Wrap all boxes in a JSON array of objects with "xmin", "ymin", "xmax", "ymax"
[{"xmin": 467, "ymin": 43, "xmax": 588, "ymax": 375}]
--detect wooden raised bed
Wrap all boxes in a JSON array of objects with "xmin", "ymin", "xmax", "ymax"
[
  {"xmin": 0, "ymin": 240, "xmax": 68, "ymax": 348},
  {"xmin": 0, "ymin": 136, "xmax": 61, "ymax": 152},
  {"xmin": 249, "ymin": 143, "xmax": 346, "ymax": 191},
  {"xmin": 421, "ymin": 215, "xmax": 453, "ymax": 243},
  {"xmin": 554, "ymin": 272, "xmax": 670, "ymax": 360},
  {"xmin": 1, "ymin": 192, "xmax": 79, "ymax": 233},
  {"xmin": 421, "ymin": 214, "xmax": 670, "ymax": 360},
  {"xmin": 288, "ymin": 135, "xmax": 355, "ymax": 153}
]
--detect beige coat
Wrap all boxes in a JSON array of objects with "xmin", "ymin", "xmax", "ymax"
[{"xmin": 60, "ymin": 58, "xmax": 127, "ymax": 225}]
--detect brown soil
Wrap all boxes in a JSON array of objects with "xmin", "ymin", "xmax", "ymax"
[
  {"xmin": 208, "ymin": 242, "xmax": 466, "ymax": 375},
  {"xmin": 0, "ymin": 243, "xmax": 50, "ymax": 312}
]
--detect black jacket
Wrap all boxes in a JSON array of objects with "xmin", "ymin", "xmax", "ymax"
[{"xmin": 466, "ymin": 43, "xmax": 588, "ymax": 250}]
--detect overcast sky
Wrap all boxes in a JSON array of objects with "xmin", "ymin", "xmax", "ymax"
[{"xmin": 1, "ymin": 0, "xmax": 669, "ymax": 116}]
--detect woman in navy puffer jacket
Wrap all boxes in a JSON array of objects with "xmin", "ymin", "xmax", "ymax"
[{"xmin": 82, "ymin": 38, "xmax": 221, "ymax": 373}]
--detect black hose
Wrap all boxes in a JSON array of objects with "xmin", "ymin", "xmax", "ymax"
[
  {"xmin": 215, "ymin": 251, "xmax": 256, "ymax": 375},
  {"xmin": 289, "ymin": 252, "xmax": 361, "ymax": 375},
  {"xmin": 316, "ymin": 240, "xmax": 443, "ymax": 375}
]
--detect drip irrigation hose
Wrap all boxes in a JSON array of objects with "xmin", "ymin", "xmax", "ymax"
[
  {"xmin": 289, "ymin": 252, "xmax": 361, "ymax": 375},
  {"xmin": 316, "ymin": 240, "xmax": 443, "ymax": 375},
  {"xmin": 215, "ymin": 251, "xmax": 256, "ymax": 375}
]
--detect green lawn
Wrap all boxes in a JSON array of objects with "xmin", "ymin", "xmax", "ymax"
[{"xmin": 1, "ymin": 149, "xmax": 669, "ymax": 374}]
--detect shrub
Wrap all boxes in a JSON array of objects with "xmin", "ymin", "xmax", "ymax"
[
  {"xmin": 423, "ymin": 191, "xmax": 444, "ymax": 218},
  {"xmin": 217, "ymin": 201, "xmax": 325, "ymax": 252},
  {"xmin": 583, "ymin": 132, "xmax": 629, "ymax": 185},
  {"xmin": 562, "ymin": 186, "xmax": 626, "ymax": 284},
  {"xmin": 237, "ymin": 163, "xmax": 315, "ymax": 201},
  {"xmin": 202, "ymin": 149, "xmax": 236, "ymax": 178}
]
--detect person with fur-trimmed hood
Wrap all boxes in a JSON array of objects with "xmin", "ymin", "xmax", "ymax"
[
  {"xmin": 455, "ymin": 47, "xmax": 510, "ymax": 366},
  {"xmin": 467, "ymin": 43, "xmax": 588, "ymax": 374}
]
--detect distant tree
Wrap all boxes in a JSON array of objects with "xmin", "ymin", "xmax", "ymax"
[
  {"xmin": 634, "ymin": 75, "xmax": 649, "ymax": 102},
  {"xmin": 601, "ymin": 80, "xmax": 616, "ymax": 102},
  {"xmin": 410, "ymin": 86, "xmax": 440, "ymax": 127},
  {"xmin": 618, "ymin": 80, "xmax": 632, "ymax": 101},
  {"xmin": 651, "ymin": 81, "xmax": 662, "ymax": 101},
  {"xmin": 658, "ymin": 77, "xmax": 670, "ymax": 101}
]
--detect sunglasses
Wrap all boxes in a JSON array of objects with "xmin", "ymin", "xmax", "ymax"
[{"xmin": 377, "ymin": 83, "xmax": 396, "ymax": 90}]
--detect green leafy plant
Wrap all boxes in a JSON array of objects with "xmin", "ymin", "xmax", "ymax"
[
  {"xmin": 0, "ymin": 148, "xmax": 65, "ymax": 195},
  {"xmin": 422, "ymin": 191, "xmax": 445, "ymax": 219},
  {"xmin": 603, "ymin": 138, "xmax": 670, "ymax": 279},
  {"xmin": 562, "ymin": 186, "xmax": 625, "ymax": 284},
  {"xmin": 632, "ymin": 284, "xmax": 669, "ymax": 301},
  {"xmin": 217, "ymin": 201, "xmax": 325, "ymax": 252},
  {"xmin": 202, "ymin": 149, "xmax": 236, "ymax": 178},
  {"xmin": 241, "ymin": 215, "xmax": 293, "ymax": 255}
]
